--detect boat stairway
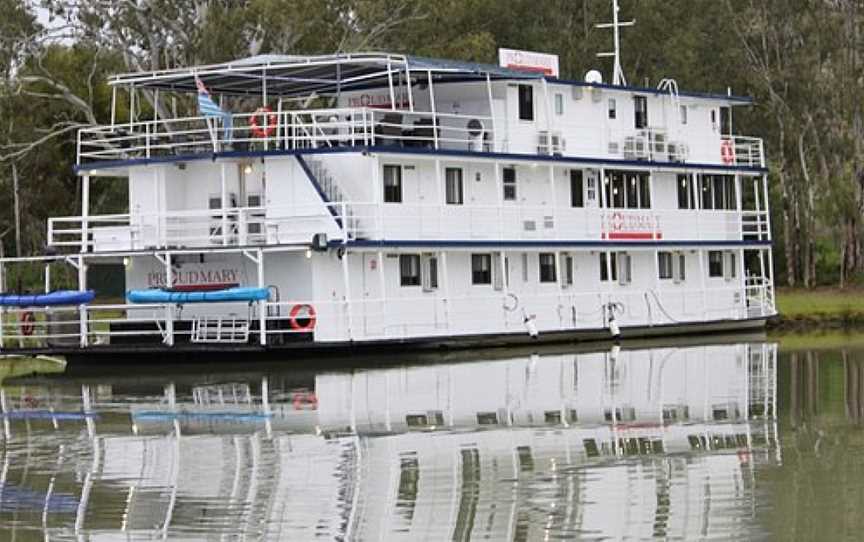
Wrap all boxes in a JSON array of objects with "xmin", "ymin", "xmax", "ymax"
[{"xmin": 308, "ymin": 159, "xmax": 359, "ymax": 238}]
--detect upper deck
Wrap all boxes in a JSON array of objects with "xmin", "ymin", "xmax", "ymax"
[{"xmin": 76, "ymin": 53, "xmax": 764, "ymax": 171}]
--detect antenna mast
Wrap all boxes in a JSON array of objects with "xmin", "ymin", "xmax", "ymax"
[{"xmin": 596, "ymin": 0, "xmax": 635, "ymax": 86}]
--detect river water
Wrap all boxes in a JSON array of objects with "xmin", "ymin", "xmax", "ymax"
[{"xmin": 0, "ymin": 333, "xmax": 860, "ymax": 540}]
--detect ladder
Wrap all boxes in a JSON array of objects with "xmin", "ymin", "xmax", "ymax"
[{"xmin": 190, "ymin": 316, "xmax": 250, "ymax": 343}]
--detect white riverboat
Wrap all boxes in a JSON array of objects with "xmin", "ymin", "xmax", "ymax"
[{"xmin": 0, "ymin": 45, "xmax": 775, "ymax": 358}]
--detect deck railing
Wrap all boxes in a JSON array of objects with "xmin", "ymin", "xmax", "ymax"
[
  {"xmin": 77, "ymin": 108, "xmax": 498, "ymax": 164},
  {"xmin": 0, "ymin": 283, "xmax": 777, "ymax": 351},
  {"xmin": 48, "ymin": 205, "xmax": 770, "ymax": 252},
  {"xmin": 722, "ymin": 136, "xmax": 764, "ymax": 168}
]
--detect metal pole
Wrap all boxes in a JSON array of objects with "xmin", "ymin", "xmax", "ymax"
[
  {"xmin": 257, "ymin": 248, "xmax": 267, "ymax": 346},
  {"xmin": 427, "ymin": 70, "xmax": 439, "ymax": 149},
  {"xmin": 386, "ymin": 59, "xmax": 396, "ymax": 111},
  {"xmin": 165, "ymin": 252, "xmax": 174, "ymax": 346},
  {"xmin": 405, "ymin": 61, "xmax": 414, "ymax": 112},
  {"xmin": 485, "ymin": 73, "xmax": 496, "ymax": 152},
  {"xmin": 221, "ymin": 163, "xmax": 229, "ymax": 246},
  {"xmin": 78, "ymin": 255, "xmax": 88, "ymax": 348},
  {"xmin": 81, "ymin": 174, "xmax": 90, "ymax": 253},
  {"xmin": 341, "ymin": 249, "xmax": 354, "ymax": 340}
]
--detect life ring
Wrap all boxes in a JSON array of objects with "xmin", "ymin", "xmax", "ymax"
[
  {"xmin": 720, "ymin": 139, "xmax": 735, "ymax": 164},
  {"xmin": 292, "ymin": 390, "xmax": 318, "ymax": 410},
  {"xmin": 249, "ymin": 106, "xmax": 278, "ymax": 138},
  {"xmin": 288, "ymin": 304, "xmax": 317, "ymax": 331},
  {"xmin": 20, "ymin": 311, "xmax": 35, "ymax": 336},
  {"xmin": 502, "ymin": 292, "xmax": 519, "ymax": 312},
  {"xmin": 611, "ymin": 211, "xmax": 624, "ymax": 231}
]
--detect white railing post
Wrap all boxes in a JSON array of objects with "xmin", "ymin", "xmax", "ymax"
[
  {"xmin": 78, "ymin": 256, "xmax": 88, "ymax": 348},
  {"xmin": 165, "ymin": 305, "xmax": 174, "ymax": 346},
  {"xmin": 145, "ymin": 122, "xmax": 151, "ymax": 158}
]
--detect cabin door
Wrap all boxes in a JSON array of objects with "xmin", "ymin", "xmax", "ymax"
[{"xmin": 360, "ymin": 252, "xmax": 385, "ymax": 337}]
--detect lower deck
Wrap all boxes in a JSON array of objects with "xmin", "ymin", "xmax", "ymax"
[{"xmin": 0, "ymin": 244, "xmax": 775, "ymax": 358}]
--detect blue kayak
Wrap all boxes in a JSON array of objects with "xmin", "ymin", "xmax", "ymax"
[
  {"xmin": 127, "ymin": 287, "xmax": 269, "ymax": 304},
  {"xmin": 0, "ymin": 290, "xmax": 95, "ymax": 307}
]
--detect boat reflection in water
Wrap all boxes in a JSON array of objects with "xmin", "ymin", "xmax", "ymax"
[{"xmin": 0, "ymin": 339, "xmax": 778, "ymax": 540}]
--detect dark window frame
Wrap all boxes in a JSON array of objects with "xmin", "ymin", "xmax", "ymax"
[
  {"xmin": 471, "ymin": 253, "xmax": 493, "ymax": 285},
  {"xmin": 399, "ymin": 254, "xmax": 421, "ymax": 286},
  {"xmin": 503, "ymin": 167, "xmax": 517, "ymax": 201},
  {"xmin": 445, "ymin": 167, "xmax": 464, "ymax": 205},
  {"xmin": 518, "ymin": 84, "xmax": 534, "ymax": 121},
  {"xmin": 539, "ymin": 253, "xmax": 557, "ymax": 283},
  {"xmin": 383, "ymin": 164, "xmax": 403, "ymax": 203},
  {"xmin": 570, "ymin": 170, "xmax": 584, "ymax": 208}
]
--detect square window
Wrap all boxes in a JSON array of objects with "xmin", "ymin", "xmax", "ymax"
[
  {"xmin": 471, "ymin": 254, "xmax": 492, "ymax": 284},
  {"xmin": 399, "ymin": 254, "xmax": 421, "ymax": 286},
  {"xmin": 608, "ymin": 98, "xmax": 617, "ymax": 119},
  {"xmin": 383, "ymin": 164, "xmax": 402, "ymax": 203},
  {"xmin": 445, "ymin": 167, "xmax": 464, "ymax": 205},
  {"xmin": 539, "ymin": 253, "xmax": 557, "ymax": 283}
]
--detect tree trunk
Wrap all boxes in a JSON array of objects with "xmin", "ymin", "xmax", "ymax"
[{"xmin": 11, "ymin": 161, "xmax": 20, "ymax": 258}]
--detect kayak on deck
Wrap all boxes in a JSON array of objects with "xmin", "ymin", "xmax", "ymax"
[
  {"xmin": 127, "ymin": 287, "xmax": 269, "ymax": 304},
  {"xmin": 0, "ymin": 290, "xmax": 95, "ymax": 307}
]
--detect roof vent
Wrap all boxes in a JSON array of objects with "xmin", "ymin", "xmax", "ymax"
[{"xmin": 585, "ymin": 70, "xmax": 603, "ymax": 84}]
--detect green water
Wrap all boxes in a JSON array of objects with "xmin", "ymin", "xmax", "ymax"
[{"xmin": 0, "ymin": 334, "xmax": 860, "ymax": 540}]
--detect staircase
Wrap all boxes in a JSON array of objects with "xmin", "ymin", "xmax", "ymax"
[{"xmin": 303, "ymin": 157, "xmax": 360, "ymax": 239}]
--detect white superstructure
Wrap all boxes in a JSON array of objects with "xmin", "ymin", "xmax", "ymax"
[{"xmin": 0, "ymin": 48, "xmax": 775, "ymax": 354}]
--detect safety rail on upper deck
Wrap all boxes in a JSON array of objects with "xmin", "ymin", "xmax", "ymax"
[
  {"xmin": 721, "ymin": 136, "xmax": 764, "ymax": 168},
  {"xmin": 48, "ymin": 205, "xmax": 771, "ymax": 252},
  {"xmin": 77, "ymin": 108, "xmax": 498, "ymax": 165}
]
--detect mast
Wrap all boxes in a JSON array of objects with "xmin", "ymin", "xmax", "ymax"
[{"xmin": 596, "ymin": 0, "xmax": 634, "ymax": 86}]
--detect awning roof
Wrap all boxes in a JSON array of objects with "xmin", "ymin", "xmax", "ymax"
[
  {"xmin": 107, "ymin": 51, "xmax": 753, "ymax": 104},
  {"xmin": 108, "ymin": 52, "xmax": 539, "ymax": 97}
]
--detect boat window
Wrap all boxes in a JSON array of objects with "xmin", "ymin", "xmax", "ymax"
[
  {"xmin": 471, "ymin": 254, "xmax": 492, "ymax": 284},
  {"xmin": 521, "ymin": 252, "xmax": 529, "ymax": 282},
  {"xmin": 677, "ymin": 174, "xmax": 695, "ymax": 209},
  {"xmin": 699, "ymin": 174, "xmax": 736, "ymax": 210},
  {"xmin": 726, "ymin": 252, "xmax": 737, "ymax": 280},
  {"xmin": 539, "ymin": 253, "xmax": 557, "ymax": 283},
  {"xmin": 383, "ymin": 164, "xmax": 402, "ymax": 203},
  {"xmin": 617, "ymin": 253, "xmax": 632, "ymax": 284},
  {"xmin": 674, "ymin": 253, "xmax": 686, "ymax": 282},
  {"xmin": 658, "ymin": 252, "xmax": 673, "ymax": 280},
  {"xmin": 720, "ymin": 106, "xmax": 732, "ymax": 135},
  {"xmin": 399, "ymin": 254, "xmax": 421, "ymax": 286},
  {"xmin": 503, "ymin": 167, "xmax": 517, "ymax": 201},
  {"xmin": 570, "ymin": 170, "xmax": 584, "ymax": 208},
  {"xmin": 518, "ymin": 85, "xmax": 534, "ymax": 121},
  {"xmin": 422, "ymin": 254, "xmax": 438, "ymax": 291},
  {"xmin": 605, "ymin": 170, "xmax": 649, "ymax": 208},
  {"xmin": 445, "ymin": 167, "xmax": 464, "ymax": 205},
  {"xmin": 679, "ymin": 104, "xmax": 688, "ymax": 124},
  {"xmin": 600, "ymin": 252, "xmax": 618, "ymax": 282},
  {"xmin": 634, "ymin": 95, "xmax": 648, "ymax": 129},
  {"xmin": 554, "ymin": 92, "xmax": 564, "ymax": 116},
  {"xmin": 608, "ymin": 98, "xmax": 617, "ymax": 119},
  {"xmin": 708, "ymin": 251, "xmax": 724, "ymax": 277},
  {"xmin": 564, "ymin": 254, "xmax": 574, "ymax": 286}
]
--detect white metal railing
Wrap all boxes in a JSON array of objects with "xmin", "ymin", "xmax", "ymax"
[
  {"xmin": 0, "ymin": 283, "xmax": 777, "ymax": 351},
  {"xmin": 77, "ymin": 108, "xmax": 498, "ymax": 164},
  {"xmin": 48, "ymin": 205, "xmax": 768, "ymax": 252},
  {"xmin": 722, "ymin": 136, "xmax": 764, "ymax": 168}
]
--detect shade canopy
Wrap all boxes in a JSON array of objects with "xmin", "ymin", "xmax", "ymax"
[{"xmin": 108, "ymin": 52, "xmax": 539, "ymax": 98}]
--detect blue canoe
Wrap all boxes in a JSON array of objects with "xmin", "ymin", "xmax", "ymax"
[
  {"xmin": 127, "ymin": 287, "xmax": 269, "ymax": 304},
  {"xmin": 0, "ymin": 290, "xmax": 95, "ymax": 307}
]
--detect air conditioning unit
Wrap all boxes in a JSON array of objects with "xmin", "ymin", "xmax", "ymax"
[
  {"xmin": 591, "ymin": 87, "xmax": 603, "ymax": 103},
  {"xmin": 608, "ymin": 141, "xmax": 620, "ymax": 155},
  {"xmin": 523, "ymin": 220, "xmax": 537, "ymax": 231},
  {"xmin": 668, "ymin": 142, "xmax": 689, "ymax": 162},
  {"xmin": 538, "ymin": 131, "xmax": 566, "ymax": 155},
  {"xmin": 571, "ymin": 86, "xmax": 584, "ymax": 100},
  {"xmin": 651, "ymin": 132, "xmax": 668, "ymax": 161}
]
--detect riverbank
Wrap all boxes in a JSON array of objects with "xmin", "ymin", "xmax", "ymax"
[{"xmin": 771, "ymin": 287, "xmax": 864, "ymax": 331}]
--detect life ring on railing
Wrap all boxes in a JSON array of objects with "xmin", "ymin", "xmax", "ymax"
[
  {"xmin": 20, "ymin": 311, "xmax": 35, "ymax": 336},
  {"xmin": 250, "ymin": 106, "xmax": 278, "ymax": 138},
  {"xmin": 288, "ymin": 304, "xmax": 317, "ymax": 331},
  {"xmin": 292, "ymin": 390, "xmax": 318, "ymax": 410},
  {"xmin": 720, "ymin": 139, "xmax": 735, "ymax": 164}
]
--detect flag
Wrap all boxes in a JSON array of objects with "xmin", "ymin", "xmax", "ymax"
[{"xmin": 195, "ymin": 75, "xmax": 233, "ymax": 142}]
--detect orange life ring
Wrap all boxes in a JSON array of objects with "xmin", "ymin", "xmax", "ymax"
[
  {"xmin": 20, "ymin": 311, "xmax": 35, "ymax": 336},
  {"xmin": 292, "ymin": 390, "xmax": 318, "ymax": 410},
  {"xmin": 249, "ymin": 106, "xmax": 278, "ymax": 138},
  {"xmin": 720, "ymin": 139, "xmax": 735, "ymax": 164},
  {"xmin": 288, "ymin": 304, "xmax": 317, "ymax": 331}
]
